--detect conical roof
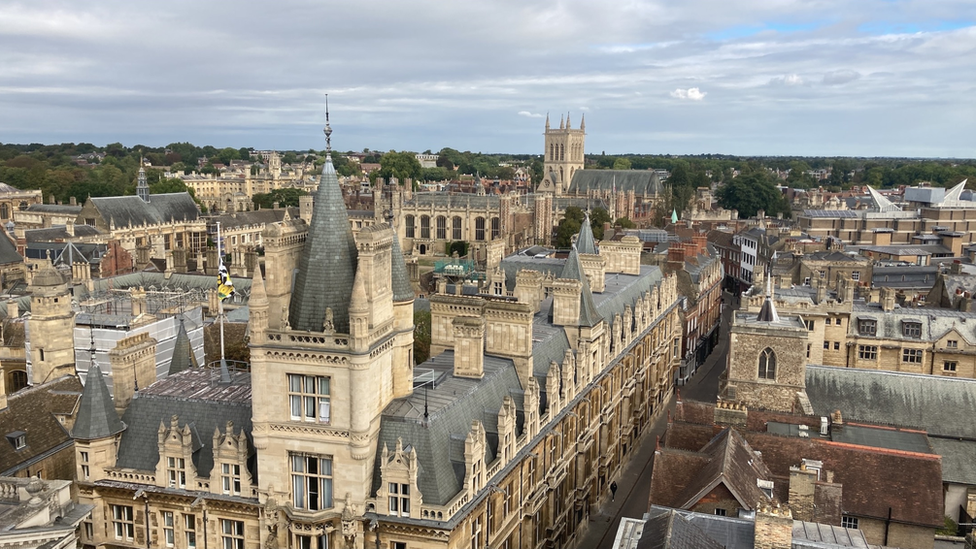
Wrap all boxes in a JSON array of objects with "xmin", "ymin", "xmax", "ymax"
[
  {"xmin": 390, "ymin": 234, "xmax": 414, "ymax": 302},
  {"xmin": 288, "ymin": 154, "xmax": 359, "ymax": 332},
  {"xmin": 561, "ymin": 246, "xmax": 603, "ymax": 327},
  {"xmin": 72, "ymin": 364, "xmax": 125, "ymax": 440},
  {"xmin": 576, "ymin": 214, "xmax": 597, "ymax": 255},
  {"xmin": 168, "ymin": 319, "xmax": 197, "ymax": 375}
]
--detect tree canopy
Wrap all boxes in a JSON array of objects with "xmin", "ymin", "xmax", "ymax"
[
  {"xmin": 716, "ymin": 169, "xmax": 790, "ymax": 219},
  {"xmin": 555, "ymin": 206, "xmax": 612, "ymax": 248},
  {"xmin": 252, "ymin": 188, "xmax": 308, "ymax": 209}
]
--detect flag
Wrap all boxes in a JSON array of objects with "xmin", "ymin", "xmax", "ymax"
[{"xmin": 217, "ymin": 262, "xmax": 235, "ymax": 302}]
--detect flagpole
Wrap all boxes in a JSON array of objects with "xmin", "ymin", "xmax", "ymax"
[{"xmin": 216, "ymin": 221, "xmax": 227, "ymax": 369}]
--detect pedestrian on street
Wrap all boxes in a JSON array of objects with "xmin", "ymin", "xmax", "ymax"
[{"xmin": 610, "ymin": 481, "xmax": 617, "ymax": 502}]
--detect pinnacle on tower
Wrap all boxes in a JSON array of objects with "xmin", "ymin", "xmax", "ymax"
[
  {"xmin": 580, "ymin": 113, "xmax": 585, "ymax": 131},
  {"xmin": 545, "ymin": 113, "xmax": 550, "ymax": 130},
  {"xmin": 559, "ymin": 114, "xmax": 565, "ymax": 130}
]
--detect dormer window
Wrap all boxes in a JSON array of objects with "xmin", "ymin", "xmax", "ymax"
[
  {"xmin": 857, "ymin": 318, "xmax": 876, "ymax": 336},
  {"xmin": 6, "ymin": 431, "xmax": 26, "ymax": 450},
  {"xmin": 902, "ymin": 321, "xmax": 921, "ymax": 338}
]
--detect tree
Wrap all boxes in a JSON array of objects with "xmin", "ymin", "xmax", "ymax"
[
  {"xmin": 238, "ymin": 148, "xmax": 251, "ymax": 162},
  {"xmin": 413, "ymin": 310, "xmax": 431, "ymax": 365},
  {"xmin": 150, "ymin": 177, "xmax": 193, "ymax": 195},
  {"xmin": 252, "ymin": 188, "xmax": 309, "ymax": 209},
  {"xmin": 282, "ymin": 152, "xmax": 299, "ymax": 165},
  {"xmin": 612, "ymin": 158, "xmax": 632, "ymax": 170},
  {"xmin": 379, "ymin": 151, "xmax": 422, "ymax": 182},
  {"xmin": 589, "ymin": 207, "xmax": 611, "ymax": 240},
  {"xmin": 716, "ymin": 170, "xmax": 789, "ymax": 219},
  {"xmin": 615, "ymin": 217, "xmax": 636, "ymax": 229},
  {"xmin": 217, "ymin": 147, "xmax": 239, "ymax": 166}
]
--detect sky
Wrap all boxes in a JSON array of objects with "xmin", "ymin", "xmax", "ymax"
[{"xmin": 1, "ymin": 1, "xmax": 974, "ymax": 157}]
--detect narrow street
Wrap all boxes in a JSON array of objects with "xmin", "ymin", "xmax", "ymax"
[{"xmin": 574, "ymin": 291, "xmax": 736, "ymax": 548}]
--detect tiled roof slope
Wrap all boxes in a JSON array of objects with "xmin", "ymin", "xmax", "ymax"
[
  {"xmin": 636, "ymin": 507, "xmax": 727, "ymax": 549},
  {"xmin": 372, "ymin": 351, "xmax": 523, "ymax": 506},
  {"xmin": 0, "ymin": 376, "xmax": 82, "ymax": 475},
  {"xmin": 289, "ymin": 155, "xmax": 358, "ymax": 332},
  {"xmin": 72, "ymin": 365, "xmax": 125, "ymax": 440},
  {"xmin": 568, "ymin": 170, "xmax": 664, "ymax": 195},
  {"xmin": 0, "ymin": 233, "xmax": 22, "ymax": 265},
  {"xmin": 116, "ymin": 369, "xmax": 252, "ymax": 478},
  {"xmin": 89, "ymin": 192, "xmax": 199, "ymax": 227}
]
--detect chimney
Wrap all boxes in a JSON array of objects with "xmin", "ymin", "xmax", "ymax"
[
  {"xmin": 880, "ymin": 286, "xmax": 896, "ymax": 312},
  {"xmin": 951, "ymin": 260, "xmax": 963, "ymax": 275},
  {"xmin": 872, "ymin": 228, "xmax": 892, "ymax": 246},
  {"xmin": 815, "ymin": 277, "xmax": 827, "ymax": 305},
  {"xmin": 69, "ymin": 196, "xmax": 77, "ymax": 206},
  {"xmin": 109, "ymin": 332, "xmax": 158, "ymax": 416},
  {"xmin": 65, "ymin": 223, "xmax": 74, "ymax": 237},
  {"xmin": 7, "ymin": 300, "xmax": 18, "ymax": 319},
  {"xmin": 789, "ymin": 462, "xmax": 819, "ymax": 521},
  {"xmin": 452, "ymin": 316, "xmax": 485, "ymax": 379},
  {"xmin": 754, "ymin": 503, "xmax": 793, "ymax": 549},
  {"xmin": 667, "ymin": 243, "xmax": 686, "ymax": 267}
]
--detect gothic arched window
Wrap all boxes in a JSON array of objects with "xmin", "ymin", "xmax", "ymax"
[
  {"xmin": 420, "ymin": 215, "xmax": 430, "ymax": 239},
  {"xmin": 475, "ymin": 217, "xmax": 486, "ymax": 241},
  {"xmin": 490, "ymin": 217, "xmax": 500, "ymax": 240},
  {"xmin": 436, "ymin": 216, "xmax": 446, "ymax": 240},
  {"xmin": 452, "ymin": 217, "xmax": 462, "ymax": 240},
  {"xmin": 758, "ymin": 348, "xmax": 776, "ymax": 379},
  {"xmin": 405, "ymin": 215, "xmax": 415, "ymax": 238},
  {"xmin": 0, "ymin": 204, "xmax": 9, "ymax": 220}
]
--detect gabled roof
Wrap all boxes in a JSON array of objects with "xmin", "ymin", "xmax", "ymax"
[
  {"xmin": 72, "ymin": 365, "xmax": 125, "ymax": 440},
  {"xmin": 289, "ymin": 155, "xmax": 358, "ymax": 332},
  {"xmin": 660, "ymin": 428, "xmax": 774, "ymax": 511},
  {"xmin": 568, "ymin": 170, "xmax": 664, "ymax": 196},
  {"xmin": 88, "ymin": 192, "xmax": 199, "ymax": 227},
  {"xmin": 0, "ymin": 376, "xmax": 81, "ymax": 475}
]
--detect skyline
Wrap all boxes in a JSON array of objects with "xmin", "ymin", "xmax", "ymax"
[{"xmin": 1, "ymin": 1, "xmax": 974, "ymax": 158}]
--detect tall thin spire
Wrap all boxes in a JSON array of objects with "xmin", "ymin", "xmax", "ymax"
[
  {"xmin": 757, "ymin": 252, "xmax": 779, "ymax": 322},
  {"xmin": 136, "ymin": 155, "xmax": 149, "ymax": 203},
  {"xmin": 323, "ymin": 94, "xmax": 333, "ymax": 154},
  {"xmin": 545, "ymin": 112, "xmax": 550, "ymax": 131}
]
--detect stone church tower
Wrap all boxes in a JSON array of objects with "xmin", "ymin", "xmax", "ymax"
[
  {"xmin": 249, "ymin": 112, "xmax": 415, "ymax": 547},
  {"xmin": 721, "ymin": 278, "xmax": 811, "ymax": 413},
  {"xmin": 541, "ymin": 112, "xmax": 585, "ymax": 194},
  {"xmin": 27, "ymin": 263, "xmax": 76, "ymax": 384}
]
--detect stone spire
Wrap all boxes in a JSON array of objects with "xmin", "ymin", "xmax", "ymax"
[
  {"xmin": 566, "ymin": 112, "xmax": 571, "ymax": 129},
  {"xmin": 561, "ymin": 245, "xmax": 602, "ymax": 327},
  {"xmin": 72, "ymin": 364, "xmax": 126, "ymax": 440},
  {"xmin": 168, "ymin": 316, "xmax": 197, "ymax": 375},
  {"xmin": 580, "ymin": 113, "xmax": 585, "ymax": 131},
  {"xmin": 576, "ymin": 213, "xmax": 597, "ymax": 255},
  {"xmin": 559, "ymin": 114, "xmax": 565, "ymax": 130},
  {"xmin": 288, "ymin": 100, "xmax": 359, "ymax": 333},
  {"xmin": 545, "ymin": 113, "xmax": 550, "ymax": 131},
  {"xmin": 390, "ymin": 231, "xmax": 414, "ymax": 302},
  {"xmin": 757, "ymin": 255, "xmax": 779, "ymax": 322}
]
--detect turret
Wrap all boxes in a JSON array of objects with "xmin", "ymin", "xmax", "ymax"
[{"xmin": 72, "ymin": 364, "xmax": 126, "ymax": 483}]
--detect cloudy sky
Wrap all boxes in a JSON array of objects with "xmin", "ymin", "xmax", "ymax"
[{"xmin": 2, "ymin": 1, "xmax": 974, "ymax": 157}]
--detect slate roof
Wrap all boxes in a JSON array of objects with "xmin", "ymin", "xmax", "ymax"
[
  {"xmin": 806, "ymin": 364, "xmax": 976, "ymax": 440},
  {"xmin": 848, "ymin": 301, "xmax": 976, "ymax": 346},
  {"xmin": 116, "ymin": 369, "xmax": 253, "ymax": 478},
  {"xmin": 372, "ymin": 351, "xmax": 523, "ymax": 506},
  {"xmin": 637, "ymin": 507, "xmax": 726, "ymax": 549},
  {"xmin": 390, "ymin": 232, "xmax": 414, "ymax": 302},
  {"xmin": 24, "ymin": 225, "xmax": 101, "ymax": 243},
  {"xmin": 0, "ymin": 233, "xmax": 22, "ymax": 265},
  {"xmin": 88, "ymin": 192, "xmax": 199, "ymax": 227},
  {"xmin": 558, "ymin": 246, "xmax": 602, "ymax": 327},
  {"xmin": 567, "ymin": 170, "xmax": 664, "ymax": 196},
  {"xmin": 0, "ymin": 376, "xmax": 82, "ymax": 475},
  {"xmin": 404, "ymin": 193, "xmax": 501, "ymax": 209},
  {"xmin": 576, "ymin": 215, "xmax": 598, "ymax": 255},
  {"xmin": 26, "ymin": 203, "xmax": 82, "ymax": 215},
  {"xmin": 168, "ymin": 319, "xmax": 198, "ymax": 375},
  {"xmin": 72, "ymin": 364, "xmax": 125, "ymax": 440},
  {"xmin": 208, "ymin": 207, "xmax": 299, "ymax": 229},
  {"xmin": 87, "ymin": 272, "xmax": 252, "ymax": 299},
  {"xmin": 289, "ymin": 155, "xmax": 359, "ymax": 332}
]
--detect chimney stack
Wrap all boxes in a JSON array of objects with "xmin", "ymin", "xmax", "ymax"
[
  {"xmin": 452, "ymin": 316, "xmax": 485, "ymax": 379},
  {"xmin": 754, "ymin": 503, "xmax": 793, "ymax": 549}
]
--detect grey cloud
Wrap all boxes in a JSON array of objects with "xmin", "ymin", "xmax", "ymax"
[{"xmin": 823, "ymin": 69, "xmax": 862, "ymax": 85}]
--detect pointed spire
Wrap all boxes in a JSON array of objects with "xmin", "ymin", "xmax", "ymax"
[
  {"xmin": 576, "ymin": 213, "xmax": 598, "ymax": 255},
  {"xmin": 168, "ymin": 316, "xmax": 197, "ymax": 375},
  {"xmin": 289, "ymin": 103, "xmax": 359, "ymax": 333},
  {"xmin": 249, "ymin": 264, "xmax": 268, "ymax": 308},
  {"xmin": 566, "ymin": 112, "xmax": 571, "ymax": 129},
  {"xmin": 580, "ymin": 113, "xmax": 585, "ymax": 131},
  {"xmin": 390, "ymin": 231, "xmax": 414, "ymax": 302},
  {"xmin": 757, "ymin": 253, "xmax": 779, "ymax": 322},
  {"xmin": 671, "ymin": 208, "xmax": 679, "ymax": 224},
  {"xmin": 559, "ymin": 114, "xmax": 565, "ymax": 130},
  {"xmin": 72, "ymin": 364, "xmax": 126, "ymax": 440},
  {"xmin": 545, "ymin": 112, "xmax": 550, "ymax": 131},
  {"xmin": 562, "ymin": 245, "xmax": 602, "ymax": 327},
  {"xmin": 137, "ymin": 157, "xmax": 150, "ymax": 203}
]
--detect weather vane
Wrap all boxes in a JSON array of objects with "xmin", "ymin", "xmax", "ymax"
[{"xmin": 324, "ymin": 94, "xmax": 332, "ymax": 153}]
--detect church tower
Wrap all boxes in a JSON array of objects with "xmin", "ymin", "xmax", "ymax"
[
  {"xmin": 250, "ymin": 103, "xmax": 414, "ymax": 547},
  {"xmin": 542, "ymin": 112, "xmax": 586, "ymax": 194},
  {"xmin": 27, "ymin": 263, "xmax": 76, "ymax": 384},
  {"xmin": 136, "ymin": 160, "xmax": 150, "ymax": 203}
]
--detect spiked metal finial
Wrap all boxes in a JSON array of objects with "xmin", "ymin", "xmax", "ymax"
[{"xmin": 323, "ymin": 94, "xmax": 332, "ymax": 153}]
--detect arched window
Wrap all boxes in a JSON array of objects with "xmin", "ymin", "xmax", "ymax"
[
  {"xmin": 436, "ymin": 216, "xmax": 446, "ymax": 240},
  {"xmin": 8, "ymin": 370, "xmax": 27, "ymax": 393},
  {"xmin": 490, "ymin": 217, "xmax": 500, "ymax": 240},
  {"xmin": 758, "ymin": 348, "xmax": 776, "ymax": 379},
  {"xmin": 549, "ymin": 144, "xmax": 554, "ymax": 161},
  {"xmin": 452, "ymin": 217, "xmax": 462, "ymax": 240},
  {"xmin": 405, "ymin": 215, "xmax": 415, "ymax": 238},
  {"xmin": 420, "ymin": 215, "xmax": 430, "ymax": 239},
  {"xmin": 475, "ymin": 217, "xmax": 486, "ymax": 241},
  {"xmin": 0, "ymin": 204, "xmax": 9, "ymax": 220}
]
